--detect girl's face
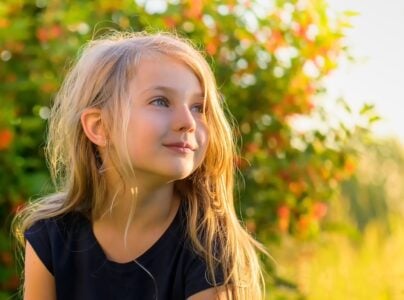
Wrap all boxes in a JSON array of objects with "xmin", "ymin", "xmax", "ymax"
[{"xmin": 123, "ymin": 54, "xmax": 208, "ymax": 183}]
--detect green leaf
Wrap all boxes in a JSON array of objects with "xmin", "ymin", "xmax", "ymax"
[
  {"xmin": 369, "ymin": 115, "xmax": 382, "ymax": 123},
  {"xmin": 360, "ymin": 103, "xmax": 375, "ymax": 115}
]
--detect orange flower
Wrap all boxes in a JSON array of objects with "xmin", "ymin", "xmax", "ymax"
[
  {"xmin": 246, "ymin": 142, "xmax": 259, "ymax": 154},
  {"xmin": 312, "ymin": 202, "xmax": 328, "ymax": 219},
  {"xmin": 185, "ymin": 0, "xmax": 204, "ymax": 19},
  {"xmin": 206, "ymin": 40, "xmax": 218, "ymax": 55},
  {"xmin": 0, "ymin": 18, "xmax": 10, "ymax": 29},
  {"xmin": 0, "ymin": 129, "xmax": 13, "ymax": 150},
  {"xmin": 289, "ymin": 181, "xmax": 305, "ymax": 197},
  {"xmin": 49, "ymin": 25, "xmax": 62, "ymax": 39},
  {"xmin": 265, "ymin": 30, "xmax": 284, "ymax": 52},
  {"xmin": 293, "ymin": 24, "xmax": 307, "ymax": 39},
  {"xmin": 36, "ymin": 27, "xmax": 48, "ymax": 43},
  {"xmin": 297, "ymin": 216, "xmax": 309, "ymax": 235},
  {"xmin": 163, "ymin": 17, "xmax": 177, "ymax": 28},
  {"xmin": 277, "ymin": 205, "xmax": 290, "ymax": 233},
  {"xmin": 36, "ymin": 25, "xmax": 62, "ymax": 43},
  {"xmin": 277, "ymin": 204, "xmax": 290, "ymax": 219},
  {"xmin": 344, "ymin": 157, "xmax": 356, "ymax": 175}
]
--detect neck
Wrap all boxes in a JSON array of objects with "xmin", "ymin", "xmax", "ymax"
[{"xmin": 98, "ymin": 179, "xmax": 179, "ymax": 232}]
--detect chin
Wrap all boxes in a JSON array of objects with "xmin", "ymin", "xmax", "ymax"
[
  {"xmin": 163, "ymin": 167, "xmax": 196, "ymax": 182},
  {"xmin": 169, "ymin": 172, "xmax": 193, "ymax": 182}
]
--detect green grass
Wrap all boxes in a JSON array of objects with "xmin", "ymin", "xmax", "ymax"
[{"xmin": 268, "ymin": 216, "xmax": 404, "ymax": 299}]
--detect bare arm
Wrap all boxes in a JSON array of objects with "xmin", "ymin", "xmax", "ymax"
[
  {"xmin": 24, "ymin": 241, "xmax": 56, "ymax": 300},
  {"xmin": 187, "ymin": 286, "xmax": 230, "ymax": 300}
]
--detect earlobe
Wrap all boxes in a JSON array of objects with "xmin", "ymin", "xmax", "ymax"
[{"xmin": 80, "ymin": 108, "xmax": 106, "ymax": 147}]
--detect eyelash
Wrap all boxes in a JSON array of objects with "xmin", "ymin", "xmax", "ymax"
[
  {"xmin": 150, "ymin": 97, "xmax": 205, "ymax": 114},
  {"xmin": 191, "ymin": 104, "xmax": 204, "ymax": 114},
  {"xmin": 151, "ymin": 97, "xmax": 169, "ymax": 107}
]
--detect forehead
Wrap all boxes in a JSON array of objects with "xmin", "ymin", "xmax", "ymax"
[{"xmin": 130, "ymin": 54, "xmax": 204, "ymax": 97}]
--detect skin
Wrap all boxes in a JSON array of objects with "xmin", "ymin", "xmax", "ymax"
[{"xmin": 24, "ymin": 54, "xmax": 227, "ymax": 299}]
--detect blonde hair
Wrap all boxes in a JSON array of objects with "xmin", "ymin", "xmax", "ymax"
[{"xmin": 13, "ymin": 31, "xmax": 266, "ymax": 299}]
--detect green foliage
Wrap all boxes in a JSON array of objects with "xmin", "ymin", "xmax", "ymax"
[
  {"xmin": 341, "ymin": 138, "xmax": 404, "ymax": 232},
  {"xmin": 0, "ymin": 0, "xmax": 371, "ymax": 296},
  {"xmin": 269, "ymin": 216, "xmax": 404, "ymax": 300}
]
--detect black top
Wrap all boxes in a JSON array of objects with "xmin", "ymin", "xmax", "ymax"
[{"xmin": 24, "ymin": 203, "xmax": 222, "ymax": 300}]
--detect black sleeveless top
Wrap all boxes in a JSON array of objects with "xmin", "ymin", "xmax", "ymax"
[{"xmin": 24, "ymin": 203, "xmax": 223, "ymax": 299}]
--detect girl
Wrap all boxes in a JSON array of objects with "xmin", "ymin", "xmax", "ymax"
[{"xmin": 13, "ymin": 31, "xmax": 266, "ymax": 300}]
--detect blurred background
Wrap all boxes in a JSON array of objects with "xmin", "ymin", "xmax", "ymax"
[{"xmin": 0, "ymin": 0, "xmax": 403, "ymax": 299}]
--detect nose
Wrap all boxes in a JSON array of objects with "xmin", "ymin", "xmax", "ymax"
[{"xmin": 172, "ymin": 105, "xmax": 196, "ymax": 132}]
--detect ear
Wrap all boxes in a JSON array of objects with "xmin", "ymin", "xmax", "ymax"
[{"xmin": 80, "ymin": 108, "xmax": 107, "ymax": 147}]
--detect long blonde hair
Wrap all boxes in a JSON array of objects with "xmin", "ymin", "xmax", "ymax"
[{"xmin": 13, "ymin": 31, "xmax": 266, "ymax": 299}]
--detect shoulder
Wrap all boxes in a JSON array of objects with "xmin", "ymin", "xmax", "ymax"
[
  {"xmin": 25, "ymin": 211, "xmax": 88, "ymax": 240},
  {"xmin": 24, "ymin": 211, "xmax": 89, "ymax": 274}
]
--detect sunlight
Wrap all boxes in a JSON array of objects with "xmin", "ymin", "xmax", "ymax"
[{"xmin": 325, "ymin": 0, "xmax": 404, "ymax": 142}]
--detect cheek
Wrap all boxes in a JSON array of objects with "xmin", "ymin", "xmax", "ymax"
[
  {"xmin": 128, "ymin": 112, "xmax": 165, "ymax": 141},
  {"xmin": 127, "ymin": 126, "xmax": 156, "ymax": 154}
]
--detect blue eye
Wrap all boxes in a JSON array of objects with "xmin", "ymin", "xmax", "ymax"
[
  {"xmin": 191, "ymin": 104, "xmax": 204, "ymax": 114},
  {"xmin": 151, "ymin": 97, "xmax": 169, "ymax": 107}
]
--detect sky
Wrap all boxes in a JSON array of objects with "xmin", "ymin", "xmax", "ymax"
[{"xmin": 325, "ymin": 0, "xmax": 404, "ymax": 142}]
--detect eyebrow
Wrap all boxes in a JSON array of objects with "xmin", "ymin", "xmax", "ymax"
[{"xmin": 141, "ymin": 85, "xmax": 205, "ymax": 98}]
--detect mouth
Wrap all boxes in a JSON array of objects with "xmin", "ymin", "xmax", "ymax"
[{"xmin": 163, "ymin": 142, "xmax": 196, "ymax": 153}]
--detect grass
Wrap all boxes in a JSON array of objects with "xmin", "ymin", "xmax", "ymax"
[{"xmin": 268, "ymin": 215, "xmax": 404, "ymax": 300}]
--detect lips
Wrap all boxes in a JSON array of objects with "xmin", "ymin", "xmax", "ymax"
[{"xmin": 163, "ymin": 142, "xmax": 196, "ymax": 153}]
